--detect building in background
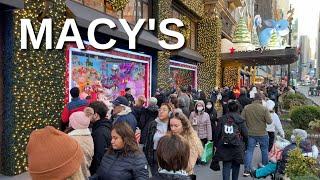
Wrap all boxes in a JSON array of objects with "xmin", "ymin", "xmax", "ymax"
[
  {"xmin": 299, "ymin": 35, "xmax": 311, "ymax": 81},
  {"xmin": 317, "ymin": 15, "xmax": 320, "ymax": 79}
]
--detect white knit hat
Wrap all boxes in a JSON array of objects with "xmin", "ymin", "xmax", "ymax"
[{"xmin": 266, "ymin": 100, "xmax": 275, "ymax": 111}]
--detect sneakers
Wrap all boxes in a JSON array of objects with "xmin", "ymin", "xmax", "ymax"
[
  {"xmin": 243, "ymin": 170, "xmax": 251, "ymax": 177},
  {"xmin": 250, "ymin": 170, "xmax": 257, "ymax": 178}
]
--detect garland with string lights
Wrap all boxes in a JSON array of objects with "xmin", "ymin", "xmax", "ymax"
[
  {"xmin": 197, "ymin": 16, "xmax": 222, "ymax": 94},
  {"xmin": 223, "ymin": 66, "xmax": 240, "ymax": 87},
  {"xmin": 106, "ymin": 0, "xmax": 129, "ymax": 11},
  {"xmin": 180, "ymin": 0, "xmax": 204, "ymax": 17},
  {"xmin": 2, "ymin": 0, "xmax": 66, "ymax": 175}
]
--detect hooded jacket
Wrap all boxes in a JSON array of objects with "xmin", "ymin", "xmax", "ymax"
[
  {"xmin": 139, "ymin": 105, "xmax": 159, "ymax": 145},
  {"xmin": 113, "ymin": 106, "xmax": 137, "ymax": 131},
  {"xmin": 189, "ymin": 101, "xmax": 212, "ymax": 140},
  {"xmin": 90, "ymin": 119, "xmax": 112, "ymax": 175},
  {"xmin": 213, "ymin": 112, "xmax": 248, "ymax": 164}
]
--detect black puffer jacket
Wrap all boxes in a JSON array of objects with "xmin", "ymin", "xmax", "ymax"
[
  {"xmin": 144, "ymin": 120, "xmax": 158, "ymax": 165},
  {"xmin": 213, "ymin": 112, "xmax": 248, "ymax": 164},
  {"xmin": 92, "ymin": 150, "xmax": 148, "ymax": 180},
  {"xmin": 90, "ymin": 119, "xmax": 112, "ymax": 175},
  {"xmin": 140, "ymin": 105, "xmax": 159, "ymax": 145},
  {"xmin": 149, "ymin": 173, "xmax": 191, "ymax": 180}
]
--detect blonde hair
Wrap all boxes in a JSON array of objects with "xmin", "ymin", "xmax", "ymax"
[{"xmin": 66, "ymin": 167, "xmax": 86, "ymax": 180}]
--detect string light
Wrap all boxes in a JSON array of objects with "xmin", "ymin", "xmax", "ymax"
[
  {"xmin": 3, "ymin": 0, "xmax": 66, "ymax": 175},
  {"xmin": 223, "ymin": 66, "xmax": 240, "ymax": 87},
  {"xmin": 198, "ymin": 16, "xmax": 222, "ymax": 94}
]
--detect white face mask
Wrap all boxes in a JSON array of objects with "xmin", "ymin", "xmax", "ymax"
[
  {"xmin": 206, "ymin": 105, "xmax": 212, "ymax": 109},
  {"xmin": 197, "ymin": 107, "xmax": 204, "ymax": 111}
]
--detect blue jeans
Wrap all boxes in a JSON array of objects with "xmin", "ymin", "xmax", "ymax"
[
  {"xmin": 244, "ymin": 135, "xmax": 269, "ymax": 171},
  {"xmin": 223, "ymin": 161, "xmax": 240, "ymax": 180}
]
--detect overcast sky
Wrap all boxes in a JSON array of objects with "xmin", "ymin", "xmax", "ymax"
[{"xmin": 290, "ymin": 0, "xmax": 320, "ymax": 57}]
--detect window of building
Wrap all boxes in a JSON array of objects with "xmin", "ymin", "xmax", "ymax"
[
  {"xmin": 72, "ymin": 0, "xmax": 151, "ymax": 28},
  {"xmin": 83, "ymin": 0, "xmax": 104, "ymax": 12},
  {"xmin": 170, "ymin": 8, "xmax": 197, "ymax": 50}
]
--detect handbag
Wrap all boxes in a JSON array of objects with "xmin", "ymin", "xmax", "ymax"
[
  {"xmin": 189, "ymin": 174, "xmax": 196, "ymax": 180},
  {"xmin": 200, "ymin": 141, "xmax": 213, "ymax": 163}
]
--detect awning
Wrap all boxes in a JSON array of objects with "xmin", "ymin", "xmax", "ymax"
[
  {"xmin": 66, "ymin": 0, "xmax": 163, "ymax": 50},
  {"xmin": 171, "ymin": 47, "xmax": 204, "ymax": 63},
  {"xmin": 0, "ymin": 0, "xmax": 24, "ymax": 9},
  {"xmin": 221, "ymin": 47, "xmax": 299, "ymax": 66}
]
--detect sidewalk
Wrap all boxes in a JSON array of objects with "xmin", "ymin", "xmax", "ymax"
[
  {"xmin": 0, "ymin": 172, "xmax": 31, "ymax": 180},
  {"xmin": 296, "ymin": 86, "xmax": 320, "ymax": 106}
]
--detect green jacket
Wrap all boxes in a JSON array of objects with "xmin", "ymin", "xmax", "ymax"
[{"xmin": 241, "ymin": 101, "xmax": 272, "ymax": 136}]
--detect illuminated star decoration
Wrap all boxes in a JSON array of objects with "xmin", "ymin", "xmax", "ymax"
[{"xmin": 230, "ymin": 47, "xmax": 236, "ymax": 55}]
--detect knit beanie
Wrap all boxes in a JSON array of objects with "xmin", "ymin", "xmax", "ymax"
[
  {"xmin": 27, "ymin": 126, "xmax": 83, "ymax": 180},
  {"xmin": 291, "ymin": 129, "xmax": 308, "ymax": 143},
  {"xmin": 69, "ymin": 111, "xmax": 90, "ymax": 129}
]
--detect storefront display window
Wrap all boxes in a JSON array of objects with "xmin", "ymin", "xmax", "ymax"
[
  {"xmin": 169, "ymin": 60, "xmax": 197, "ymax": 88},
  {"xmin": 66, "ymin": 43, "xmax": 152, "ymax": 103}
]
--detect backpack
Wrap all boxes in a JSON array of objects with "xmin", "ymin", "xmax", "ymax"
[{"xmin": 221, "ymin": 115, "xmax": 242, "ymax": 146}]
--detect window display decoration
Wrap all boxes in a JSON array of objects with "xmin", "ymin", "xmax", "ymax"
[
  {"xmin": 170, "ymin": 60, "xmax": 197, "ymax": 88},
  {"xmin": 66, "ymin": 43, "xmax": 151, "ymax": 104}
]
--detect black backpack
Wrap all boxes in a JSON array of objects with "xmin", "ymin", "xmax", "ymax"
[{"xmin": 221, "ymin": 115, "xmax": 242, "ymax": 146}]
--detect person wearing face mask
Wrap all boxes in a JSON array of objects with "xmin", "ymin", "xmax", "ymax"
[
  {"xmin": 205, "ymin": 100, "xmax": 218, "ymax": 138},
  {"xmin": 189, "ymin": 100, "xmax": 212, "ymax": 146},
  {"xmin": 144, "ymin": 103, "xmax": 173, "ymax": 175}
]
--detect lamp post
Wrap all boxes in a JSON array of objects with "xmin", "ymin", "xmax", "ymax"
[{"xmin": 287, "ymin": 4, "xmax": 294, "ymax": 86}]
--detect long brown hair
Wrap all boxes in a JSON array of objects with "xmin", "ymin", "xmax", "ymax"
[
  {"xmin": 108, "ymin": 122, "xmax": 140, "ymax": 156},
  {"xmin": 168, "ymin": 111, "xmax": 193, "ymax": 137}
]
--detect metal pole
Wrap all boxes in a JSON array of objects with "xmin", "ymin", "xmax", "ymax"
[{"xmin": 287, "ymin": 4, "xmax": 293, "ymax": 86}]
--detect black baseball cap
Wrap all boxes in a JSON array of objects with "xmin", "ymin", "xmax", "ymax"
[{"xmin": 112, "ymin": 96, "xmax": 129, "ymax": 106}]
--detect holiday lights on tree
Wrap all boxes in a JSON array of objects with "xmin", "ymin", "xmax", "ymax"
[{"xmin": 233, "ymin": 17, "xmax": 251, "ymax": 43}]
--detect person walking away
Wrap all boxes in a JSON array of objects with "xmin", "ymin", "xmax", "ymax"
[
  {"xmin": 67, "ymin": 111, "xmax": 94, "ymax": 178},
  {"xmin": 61, "ymin": 87, "xmax": 88, "ymax": 131},
  {"xmin": 88, "ymin": 102, "xmax": 112, "ymax": 175},
  {"xmin": 189, "ymin": 100, "xmax": 212, "ymax": 146},
  {"xmin": 112, "ymin": 96, "xmax": 137, "ymax": 131},
  {"xmin": 139, "ymin": 97, "xmax": 159, "ymax": 146},
  {"xmin": 27, "ymin": 126, "xmax": 84, "ymax": 180},
  {"xmin": 132, "ymin": 95, "xmax": 146, "ymax": 125},
  {"xmin": 168, "ymin": 111, "xmax": 203, "ymax": 176},
  {"xmin": 237, "ymin": 88, "xmax": 252, "ymax": 112},
  {"xmin": 144, "ymin": 103, "xmax": 172, "ymax": 175},
  {"xmin": 205, "ymin": 100, "xmax": 218, "ymax": 138},
  {"xmin": 266, "ymin": 100, "xmax": 285, "ymax": 152},
  {"xmin": 91, "ymin": 122, "xmax": 148, "ymax": 180},
  {"xmin": 150, "ymin": 133, "xmax": 191, "ymax": 180},
  {"xmin": 213, "ymin": 101, "xmax": 248, "ymax": 180},
  {"xmin": 267, "ymin": 84, "xmax": 279, "ymax": 113},
  {"xmin": 249, "ymin": 86, "xmax": 257, "ymax": 99},
  {"xmin": 241, "ymin": 93, "xmax": 272, "ymax": 177},
  {"xmin": 178, "ymin": 86, "xmax": 191, "ymax": 117},
  {"xmin": 124, "ymin": 87, "xmax": 135, "ymax": 107}
]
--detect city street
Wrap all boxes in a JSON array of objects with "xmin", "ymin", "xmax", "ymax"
[{"xmin": 296, "ymin": 86, "xmax": 320, "ymax": 106}]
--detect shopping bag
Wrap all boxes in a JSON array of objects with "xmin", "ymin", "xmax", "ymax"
[
  {"xmin": 275, "ymin": 136, "xmax": 290, "ymax": 150},
  {"xmin": 201, "ymin": 141, "xmax": 213, "ymax": 163}
]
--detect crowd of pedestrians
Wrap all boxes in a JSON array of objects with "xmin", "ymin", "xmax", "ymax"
[{"xmin": 24, "ymin": 81, "xmax": 319, "ymax": 180}]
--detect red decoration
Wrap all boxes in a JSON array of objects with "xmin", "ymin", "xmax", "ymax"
[{"xmin": 230, "ymin": 47, "xmax": 236, "ymax": 55}]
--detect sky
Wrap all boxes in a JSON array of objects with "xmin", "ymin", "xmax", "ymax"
[{"xmin": 290, "ymin": 0, "xmax": 320, "ymax": 58}]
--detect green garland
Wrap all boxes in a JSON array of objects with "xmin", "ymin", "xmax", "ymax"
[
  {"xmin": 180, "ymin": 15, "xmax": 191, "ymax": 41},
  {"xmin": 106, "ymin": 0, "xmax": 129, "ymax": 11},
  {"xmin": 3, "ymin": 0, "xmax": 66, "ymax": 175},
  {"xmin": 179, "ymin": 0, "xmax": 204, "ymax": 17},
  {"xmin": 197, "ymin": 16, "xmax": 222, "ymax": 94}
]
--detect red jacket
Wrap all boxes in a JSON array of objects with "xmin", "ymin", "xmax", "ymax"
[{"xmin": 61, "ymin": 98, "xmax": 88, "ymax": 123}]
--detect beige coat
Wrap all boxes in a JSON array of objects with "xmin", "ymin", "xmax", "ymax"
[
  {"xmin": 182, "ymin": 129, "xmax": 203, "ymax": 175},
  {"xmin": 69, "ymin": 129, "xmax": 94, "ymax": 179}
]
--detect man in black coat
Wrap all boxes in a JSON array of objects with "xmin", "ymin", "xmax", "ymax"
[
  {"xmin": 124, "ymin": 88, "xmax": 135, "ymax": 107},
  {"xmin": 88, "ymin": 101, "xmax": 112, "ymax": 175},
  {"xmin": 238, "ymin": 88, "xmax": 252, "ymax": 112}
]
